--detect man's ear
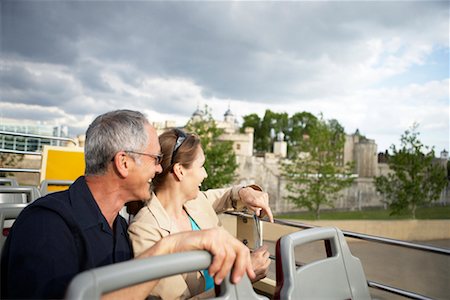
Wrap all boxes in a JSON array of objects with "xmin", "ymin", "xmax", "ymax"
[{"xmin": 112, "ymin": 151, "xmax": 130, "ymax": 178}]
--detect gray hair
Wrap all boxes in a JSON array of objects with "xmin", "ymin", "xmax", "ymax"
[{"xmin": 84, "ymin": 109, "xmax": 150, "ymax": 175}]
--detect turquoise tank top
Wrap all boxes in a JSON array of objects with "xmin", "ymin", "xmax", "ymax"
[{"xmin": 188, "ymin": 216, "xmax": 215, "ymax": 291}]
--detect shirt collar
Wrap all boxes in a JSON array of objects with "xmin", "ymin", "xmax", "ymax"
[{"xmin": 68, "ymin": 176, "xmax": 112, "ymax": 232}]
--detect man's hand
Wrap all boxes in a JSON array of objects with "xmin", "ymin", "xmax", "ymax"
[
  {"xmin": 238, "ymin": 187, "xmax": 274, "ymax": 222},
  {"xmin": 151, "ymin": 228, "xmax": 255, "ymax": 285},
  {"xmin": 250, "ymin": 245, "xmax": 270, "ymax": 282}
]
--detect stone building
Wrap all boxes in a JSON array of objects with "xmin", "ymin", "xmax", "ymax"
[
  {"xmin": 5, "ymin": 108, "xmax": 447, "ymax": 213},
  {"xmin": 189, "ymin": 108, "xmax": 447, "ymax": 213},
  {"xmin": 344, "ymin": 129, "xmax": 378, "ymax": 178},
  {"xmin": 172, "ymin": 108, "xmax": 389, "ymax": 213}
]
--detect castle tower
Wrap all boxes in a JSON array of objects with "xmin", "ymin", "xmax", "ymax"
[
  {"xmin": 354, "ymin": 140, "xmax": 377, "ymax": 177},
  {"xmin": 224, "ymin": 106, "xmax": 235, "ymax": 124},
  {"xmin": 191, "ymin": 106, "xmax": 204, "ymax": 123},
  {"xmin": 273, "ymin": 131, "xmax": 287, "ymax": 158},
  {"xmin": 441, "ymin": 149, "xmax": 448, "ymax": 160},
  {"xmin": 222, "ymin": 106, "xmax": 238, "ymax": 134}
]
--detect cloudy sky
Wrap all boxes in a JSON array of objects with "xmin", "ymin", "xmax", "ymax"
[{"xmin": 1, "ymin": 1, "xmax": 449, "ymax": 153}]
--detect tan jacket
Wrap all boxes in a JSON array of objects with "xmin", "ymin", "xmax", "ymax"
[{"xmin": 128, "ymin": 186, "xmax": 247, "ymax": 299}]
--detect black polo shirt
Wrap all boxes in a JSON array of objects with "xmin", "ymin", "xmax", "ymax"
[{"xmin": 1, "ymin": 176, "xmax": 133, "ymax": 299}]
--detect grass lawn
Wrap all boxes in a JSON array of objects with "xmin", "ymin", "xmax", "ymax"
[{"xmin": 275, "ymin": 205, "xmax": 450, "ymax": 220}]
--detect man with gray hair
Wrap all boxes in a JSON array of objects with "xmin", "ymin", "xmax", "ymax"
[{"xmin": 1, "ymin": 109, "xmax": 254, "ymax": 299}]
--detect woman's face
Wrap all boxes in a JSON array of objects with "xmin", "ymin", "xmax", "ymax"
[{"xmin": 182, "ymin": 145, "xmax": 208, "ymax": 200}]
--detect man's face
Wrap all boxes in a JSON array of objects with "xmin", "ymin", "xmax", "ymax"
[{"xmin": 128, "ymin": 124, "xmax": 162, "ymax": 201}]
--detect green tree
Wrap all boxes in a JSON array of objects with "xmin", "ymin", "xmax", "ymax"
[
  {"xmin": 241, "ymin": 113, "xmax": 261, "ymax": 135},
  {"xmin": 260, "ymin": 110, "xmax": 289, "ymax": 152},
  {"xmin": 286, "ymin": 111, "xmax": 318, "ymax": 150},
  {"xmin": 375, "ymin": 124, "xmax": 447, "ymax": 219},
  {"xmin": 282, "ymin": 116, "xmax": 354, "ymax": 219},
  {"xmin": 242, "ymin": 110, "xmax": 289, "ymax": 153},
  {"xmin": 241, "ymin": 113, "xmax": 261, "ymax": 153},
  {"xmin": 241, "ymin": 110, "xmax": 317, "ymax": 155},
  {"xmin": 185, "ymin": 106, "xmax": 238, "ymax": 190}
]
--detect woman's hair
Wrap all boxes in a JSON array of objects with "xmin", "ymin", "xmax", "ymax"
[
  {"xmin": 152, "ymin": 128, "xmax": 201, "ymax": 190},
  {"xmin": 84, "ymin": 109, "xmax": 149, "ymax": 175}
]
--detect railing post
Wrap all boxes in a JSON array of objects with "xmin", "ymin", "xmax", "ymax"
[{"xmin": 235, "ymin": 215, "xmax": 257, "ymax": 249}]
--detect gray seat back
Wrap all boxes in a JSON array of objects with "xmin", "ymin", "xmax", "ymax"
[
  {"xmin": 39, "ymin": 179, "xmax": 73, "ymax": 196},
  {"xmin": 275, "ymin": 226, "xmax": 370, "ymax": 300},
  {"xmin": 65, "ymin": 250, "xmax": 266, "ymax": 300},
  {"xmin": 0, "ymin": 203, "xmax": 27, "ymax": 291},
  {"xmin": 0, "ymin": 186, "xmax": 41, "ymax": 204},
  {"xmin": 0, "ymin": 203, "xmax": 28, "ymax": 253},
  {"xmin": 0, "ymin": 178, "xmax": 19, "ymax": 187}
]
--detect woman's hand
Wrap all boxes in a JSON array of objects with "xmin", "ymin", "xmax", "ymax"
[
  {"xmin": 250, "ymin": 245, "xmax": 270, "ymax": 282},
  {"xmin": 238, "ymin": 187, "xmax": 274, "ymax": 222},
  {"xmin": 152, "ymin": 227, "xmax": 255, "ymax": 285}
]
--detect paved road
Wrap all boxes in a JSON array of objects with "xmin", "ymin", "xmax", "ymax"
[{"xmin": 263, "ymin": 239, "xmax": 449, "ymax": 299}]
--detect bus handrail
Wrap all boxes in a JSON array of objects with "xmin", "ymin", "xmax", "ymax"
[
  {"xmin": 0, "ymin": 130, "xmax": 80, "ymax": 174},
  {"xmin": 227, "ymin": 211, "xmax": 450, "ymax": 256},
  {"xmin": 225, "ymin": 211, "xmax": 448, "ymax": 300},
  {"xmin": 0, "ymin": 168, "xmax": 41, "ymax": 173},
  {"xmin": 0, "ymin": 130, "xmax": 78, "ymax": 146},
  {"xmin": 367, "ymin": 280, "xmax": 432, "ymax": 300}
]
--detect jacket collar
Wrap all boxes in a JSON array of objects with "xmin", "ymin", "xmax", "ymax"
[
  {"xmin": 184, "ymin": 194, "xmax": 211, "ymax": 230},
  {"xmin": 147, "ymin": 192, "xmax": 175, "ymax": 233},
  {"xmin": 147, "ymin": 192, "xmax": 213, "ymax": 232}
]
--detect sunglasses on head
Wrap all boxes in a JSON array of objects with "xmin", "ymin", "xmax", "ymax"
[{"xmin": 171, "ymin": 129, "xmax": 187, "ymax": 165}]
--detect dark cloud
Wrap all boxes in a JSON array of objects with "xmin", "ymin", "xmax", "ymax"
[
  {"xmin": 0, "ymin": 102, "xmax": 66, "ymax": 121},
  {"xmin": 2, "ymin": 1, "xmax": 80, "ymax": 65},
  {"xmin": 2, "ymin": 1, "xmax": 447, "ymax": 102},
  {"xmin": 74, "ymin": 60, "xmax": 115, "ymax": 94},
  {"xmin": 1, "ymin": 1, "xmax": 448, "ymax": 150},
  {"xmin": 1, "ymin": 62, "xmax": 80, "ymax": 106}
]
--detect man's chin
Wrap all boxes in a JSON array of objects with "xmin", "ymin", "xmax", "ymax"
[{"xmin": 142, "ymin": 190, "xmax": 152, "ymax": 202}]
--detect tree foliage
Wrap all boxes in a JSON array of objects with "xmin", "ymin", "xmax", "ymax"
[
  {"xmin": 288, "ymin": 111, "xmax": 318, "ymax": 149},
  {"xmin": 242, "ymin": 110, "xmax": 288, "ymax": 152},
  {"xmin": 281, "ymin": 116, "xmax": 354, "ymax": 219},
  {"xmin": 375, "ymin": 124, "xmax": 447, "ymax": 219},
  {"xmin": 241, "ymin": 109, "xmax": 317, "ymax": 156},
  {"xmin": 185, "ymin": 106, "xmax": 238, "ymax": 190}
]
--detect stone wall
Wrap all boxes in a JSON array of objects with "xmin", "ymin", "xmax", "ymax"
[
  {"xmin": 261, "ymin": 220, "xmax": 450, "ymax": 241},
  {"xmin": 234, "ymin": 154, "xmax": 449, "ymax": 214}
]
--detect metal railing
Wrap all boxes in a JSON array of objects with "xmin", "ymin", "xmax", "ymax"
[
  {"xmin": 0, "ymin": 130, "xmax": 78, "ymax": 147},
  {"xmin": 0, "ymin": 130, "xmax": 78, "ymax": 174},
  {"xmin": 226, "ymin": 211, "xmax": 448, "ymax": 300},
  {"xmin": 269, "ymin": 217, "xmax": 450, "ymax": 255}
]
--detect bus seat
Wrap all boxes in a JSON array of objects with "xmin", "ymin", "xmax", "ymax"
[
  {"xmin": 0, "ymin": 203, "xmax": 28, "ymax": 254},
  {"xmin": 0, "ymin": 178, "xmax": 19, "ymax": 187},
  {"xmin": 274, "ymin": 226, "xmax": 370, "ymax": 300},
  {"xmin": 65, "ymin": 250, "xmax": 267, "ymax": 300},
  {"xmin": 0, "ymin": 186, "xmax": 41, "ymax": 204},
  {"xmin": 39, "ymin": 179, "xmax": 73, "ymax": 196}
]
